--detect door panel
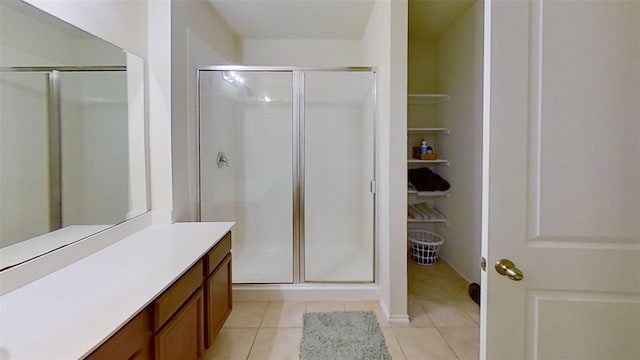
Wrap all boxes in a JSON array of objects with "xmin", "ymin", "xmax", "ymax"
[
  {"xmin": 302, "ymin": 71, "xmax": 376, "ymax": 282},
  {"xmin": 199, "ymin": 70, "xmax": 294, "ymax": 283},
  {"xmin": 484, "ymin": 0, "xmax": 640, "ymax": 358}
]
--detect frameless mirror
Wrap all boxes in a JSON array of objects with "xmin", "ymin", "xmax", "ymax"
[{"xmin": 0, "ymin": 0, "xmax": 148, "ymax": 270}]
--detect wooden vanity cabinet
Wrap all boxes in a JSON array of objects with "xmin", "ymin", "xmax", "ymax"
[
  {"xmin": 204, "ymin": 232, "xmax": 232, "ymax": 348},
  {"xmin": 84, "ymin": 232, "xmax": 232, "ymax": 360}
]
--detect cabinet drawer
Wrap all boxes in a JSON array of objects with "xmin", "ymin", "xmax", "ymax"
[
  {"xmin": 153, "ymin": 261, "xmax": 203, "ymax": 332},
  {"xmin": 206, "ymin": 232, "xmax": 231, "ymax": 276}
]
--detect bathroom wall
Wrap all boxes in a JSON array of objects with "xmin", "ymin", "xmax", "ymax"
[
  {"xmin": 171, "ymin": 0, "xmax": 239, "ymax": 222},
  {"xmin": 435, "ymin": 2, "xmax": 484, "ymax": 284},
  {"xmin": 241, "ymin": 39, "xmax": 361, "ymax": 66},
  {"xmin": 22, "ymin": 0, "xmax": 147, "ymax": 59},
  {"xmin": 361, "ymin": 0, "xmax": 409, "ymax": 320}
]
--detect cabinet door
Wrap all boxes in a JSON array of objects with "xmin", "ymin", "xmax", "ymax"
[
  {"xmin": 155, "ymin": 288, "xmax": 204, "ymax": 360},
  {"xmin": 205, "ymin": 254, "xmax": 232, "ymax": 348}
]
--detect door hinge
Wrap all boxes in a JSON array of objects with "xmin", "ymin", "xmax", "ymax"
[
  {"xmin": 370, "ymin": 180, "xmax": 376, "ymax": 194},
  {"xmin": 481, "ymin": 257, "xmax": 487, "ymax": 271}
]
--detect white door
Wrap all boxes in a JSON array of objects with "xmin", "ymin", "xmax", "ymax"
[{"xmin": 482, "ymin": 0, "xmax": 640, "ymax": 359}]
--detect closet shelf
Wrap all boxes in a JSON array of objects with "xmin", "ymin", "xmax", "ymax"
[
  {"xmin": 408, "ymin": 202, "xmax": 448, "ymax": 225},
  {"xmin": 408, "ymin": 159, "xmax": 449, "ymax": 166},
  {"xmin": 408, "ymin": 219, "xmax": 449, "ymax": 225},
  {"xmin": 407, "ymin": 93, "xmax": 450, "ymax": 105},
  {"xmin": 408, "ymin": 189, "xmax": 450, "ymax": 197},
  {"xmin": 407, "ymin": 127, "xmax": 450, "ymax": 134}
]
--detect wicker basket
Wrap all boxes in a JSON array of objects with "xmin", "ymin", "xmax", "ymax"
[{"xmin": 408, "ymin": 230, "xmax": 445, "ymax": 265}]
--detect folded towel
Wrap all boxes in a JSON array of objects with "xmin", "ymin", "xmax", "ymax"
[{"xmin": 408, "ymin": 168, "xmax": 450, "ymax": 191}]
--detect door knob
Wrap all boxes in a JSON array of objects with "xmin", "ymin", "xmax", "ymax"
[{"xmin": 495, "ymin": 259, "xmax": 524, "ymax": 281}]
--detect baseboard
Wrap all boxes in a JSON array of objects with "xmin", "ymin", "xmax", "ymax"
[
  {"xmin": 387, "ymin": 314, "xmax": 410, "ymax": 324},
  {"xmin": 233, "ymin": 283, "xmax": 380, "ymax": 301}
]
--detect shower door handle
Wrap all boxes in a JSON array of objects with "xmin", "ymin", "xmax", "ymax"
[{"xmin": 217, "ymin": 151, "xmax": 228, "ymax": 168}]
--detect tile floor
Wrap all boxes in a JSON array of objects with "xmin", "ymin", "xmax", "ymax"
[{"xmin": 205, "ymin": 260, "xmax": 480, "ymax": 360}]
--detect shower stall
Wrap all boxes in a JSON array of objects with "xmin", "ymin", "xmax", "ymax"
[{"xmin": 198, "ymin": 67, "xmax": 376, "ymax": 284}]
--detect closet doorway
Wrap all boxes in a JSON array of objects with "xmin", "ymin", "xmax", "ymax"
[{"xmin": 198, "ymin": 67, "xmax": 376, "ymax": 284}]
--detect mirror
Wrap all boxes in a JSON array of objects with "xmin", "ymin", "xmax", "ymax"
[{"xmin": 0, "ymin": 0, "xmax": 148, "ymax": 270}]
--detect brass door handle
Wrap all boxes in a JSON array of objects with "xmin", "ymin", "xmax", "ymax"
[{"xmin": 495, "ymin": 259, "xmax": 524, "ymax": 281}]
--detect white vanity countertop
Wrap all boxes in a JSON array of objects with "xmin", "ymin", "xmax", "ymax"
[{"xmin": 0, "ymin": 222, "xmax": 235, "ymax": 360}]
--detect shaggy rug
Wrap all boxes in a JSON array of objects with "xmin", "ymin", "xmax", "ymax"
[{"xmin": 300, "ymin": 311, "xmax": 392, "ymax": 360}]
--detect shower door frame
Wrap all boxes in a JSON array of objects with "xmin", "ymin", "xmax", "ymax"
[{"xmin": 196, "ymin": 66, "xmax": 378, "ymax": 284}]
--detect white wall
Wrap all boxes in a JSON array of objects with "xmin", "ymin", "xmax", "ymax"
[
  {"xmin": 242, "ymin": 39, "xmax": 361, "ymax": 66},
  {"xmin": 361, "ymin": 0, "xmax": 409, "ymax": 321},
  {"xmin": 23, "ymin": 0, "xmax": 148, "ymax": 59},
  {"xmin": 435, "ymin": 2, "xmax": 484, "ymax": 284},
  {"xmin": 0, "ymin": 2, "xmax": 123, "ymax": 67},
  {"xmin": 171, "ymin": 0, "xmax": 239, "ymax": 222}
]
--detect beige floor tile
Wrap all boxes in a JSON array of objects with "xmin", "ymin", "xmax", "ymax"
[
  {"xmin": 394, "ymin": 327, "xmax": 458, "ymax": 360},
  {"xmin": 420, "ymin": 300, "xmax": 477, "ymax": 327},
  {"xmin": 204, "ymin": 328, "xmax": 258, "ymax": 360},
  {"xmin": 305, "ymin": 301, "xmax": 345, "ymax": 313},
  {"xmin": 261, "ymin": 301, "xmax": 305, "ymax": 328},
  {"xmin": 344, "ymin": 301, "xmax": 390, "ymax": 327},
  {"xmin": 457, "ymin": 299, "xmax": 480, "ymax": 325},
  {"xmin": 392, "ymin": 301, "xmax": 434, "ymax": 328},
  {"xmin": 441, "ymin": 282, "xmax": 472, "ymax": 300},
  {"xmin": 409, "ymin": 281, "xmax": 453, "ymax": 300},
  {"xmin": 439, "ymin": 327, "xmax": 480, "ymax": 360},
  {"xmin": 381, "ymin": 327, "xmax": 407, "ymax": 360},
  {"xmin": 223, "ymin": 301, "xmax": 268, "ymax": 328},
  {"xmin": 247, "ymin": 328, "xmax": 302, "ymax": 360},
  {"xmin": 407, "ymin": 290, "xmax": 418, "ymax": 302}
]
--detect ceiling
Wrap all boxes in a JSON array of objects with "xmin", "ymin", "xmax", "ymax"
[{"xmin": 206, "ymin": 0, "xmax": 476, "ymax": 41}]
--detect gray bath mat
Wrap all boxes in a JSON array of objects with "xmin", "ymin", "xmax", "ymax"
[{"xmin": 300, "ymin": 311, "xmax": 392, "ymax": 360}]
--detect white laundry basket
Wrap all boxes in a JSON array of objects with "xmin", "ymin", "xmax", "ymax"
[{"xmin": 408, "ymin": 230, "xmax": 445, "ymax": 265}]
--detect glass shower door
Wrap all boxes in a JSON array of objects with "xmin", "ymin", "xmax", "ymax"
[
  {"xmin": 303, "ymin": 71, "xmax": 376, "ymax": 282},
  {"xmin": 199, "ymin": 70, "xmax": 294, "ymax": 283}
]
